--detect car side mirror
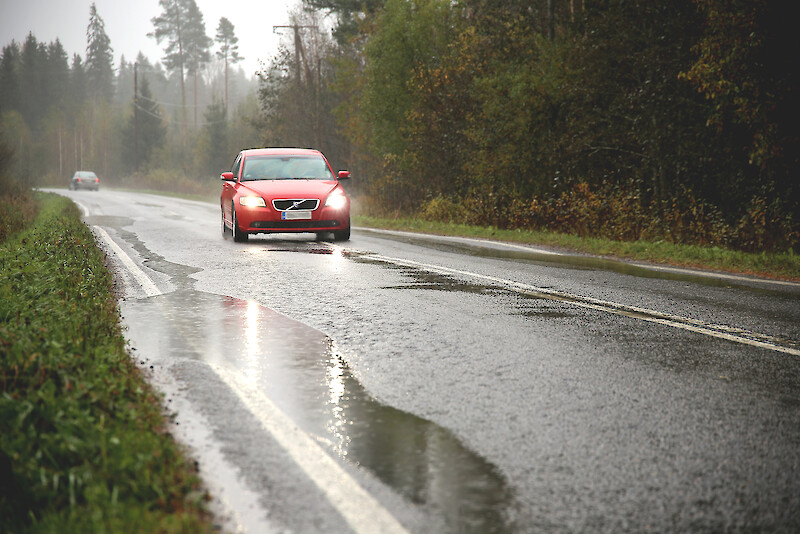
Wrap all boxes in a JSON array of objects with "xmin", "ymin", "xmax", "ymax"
[
  {"xmin": 220, "ymin": 172, "xmax": 235, "ymax": 181},
  {"xmin": 337, "ymin": 170, "xmax": 351, "ymax": 180}
]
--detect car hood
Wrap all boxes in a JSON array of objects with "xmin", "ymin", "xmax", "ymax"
[{"xmin": 238, "ymin": 179, "xmax": 342, "ymax": 199}]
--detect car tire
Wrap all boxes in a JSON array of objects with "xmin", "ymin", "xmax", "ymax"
[
  {"xmin": 333, "ymin": 223, "xmax": 350, "ymax": 242},
  {"xmin": 221, "ymin": 208, "xmax": 229, "ymax": 238},
  {"xmin": 232, "ymin": 204, "xmax": 248, "ymax": 242}
]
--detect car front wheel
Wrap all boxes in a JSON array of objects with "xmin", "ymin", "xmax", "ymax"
[
  {"xmin": 333, "ymin": 222, "xmax": 350, "ymax": 242},
  {"xmin": 232, "ymin": 204, "xmax": 248, "ymax": 242}
]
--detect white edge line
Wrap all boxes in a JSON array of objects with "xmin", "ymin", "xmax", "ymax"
[
  {"xmin": 74, "ymin": 199, "xmax": 90, "ymax": 217},
  {"xmin": 212, "ymin": 365, "xmax": 410, "ymax": 534},
  {"xmin": 92, "ymin": 222, "xmax": 407, "ymax": 532},
  {"xmin": 356, "ymin": 226, "xmax": 564, "ymax": 256},
  {"xmin": 357, "ymin": 226, "xmax": 800, "ymax": 289},
  {"xmin": 92, "ymin": 226, "xmax": 162, "ymax": 298},
  {"xmin": 367, "ymin": 253, "xmax": 800, "ymax": 357}
]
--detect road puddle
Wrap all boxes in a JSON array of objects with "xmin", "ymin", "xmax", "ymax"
[
  {"xmin": 113, "ymin": 233, "xmax": 515, "ymax": 532},
  {"xmin": 122, "ymin": 291, "xmax": 514, "ymax": 532}
]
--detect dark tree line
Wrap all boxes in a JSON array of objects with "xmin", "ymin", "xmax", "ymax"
[
  {"xmin": 2, "ymin": 0, "xmax": 795, "ymax": 251},
  {"xmin": 255, "ymin": 0, "xmax": 797, "ymax": 252}
]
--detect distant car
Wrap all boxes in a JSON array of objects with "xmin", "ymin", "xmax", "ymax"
[
  {"xmin": 220, "ymin": 148, "xmax": 351, "ymax": 242},
  {"xmin": 69, "ymin": 171, "xmax": 100, "ymax": 191}
]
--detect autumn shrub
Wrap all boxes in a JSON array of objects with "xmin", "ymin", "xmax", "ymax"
[
  {"xmin": 418, "ymin": 195, "xmax": 465, "ymax": 224},
  {"xmin": 731, "ymin": 196, "xmax": 800, "ymax": 253},
  {"xmin": 0, "ymin": 140, "xmax": 38, "ymax": 242},
  {"xmin": 397, "ymin": 179, "xmax": 799, "ymax": 254},
  {"xmin": 656, "ymin": 190, "xmax": 732, "ymax": 247}
]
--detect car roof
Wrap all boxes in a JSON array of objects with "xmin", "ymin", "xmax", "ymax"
[{"xmin": 240, "ymin": 148, "xmax": 323, "ymax": 158}]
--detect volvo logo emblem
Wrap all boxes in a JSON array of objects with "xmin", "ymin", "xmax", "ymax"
[{"xmin": 288, "ymin": 200, "xmax": 303, "ymax": 210}]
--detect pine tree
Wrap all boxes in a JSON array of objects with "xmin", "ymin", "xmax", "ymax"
[
  {"xmin": 45, "ymin": 40, "xmax": 70, "ymax": 111},
  {"xmin": 184, "ymin": 1, "xmax": 212, "ymax": 130},
  {"xmin": 85, "ymin": 2, "xmax": 114, "ymax": 103},
  {"xmin": 215, "ymin": 17, "xmax": 243, "ymax": 111},
  {"xmin": 123, "ymin": 76, "xmax": 165, "ymax": 171},
  {"xmin": 150, "ymin": 0, "xmax": 191, "ymax": 136},
  {"xmin": 0, "ymin": 42, "xmax": 21, "ymax": 115},
  {"xmin": 19, "ymin": 33, "xmax": 46, "ymax": 132}
]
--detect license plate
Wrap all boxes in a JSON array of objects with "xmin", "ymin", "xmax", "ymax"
[{"xmin": 282, "ymin": 210, "xmax": 312, "ymax": 220}]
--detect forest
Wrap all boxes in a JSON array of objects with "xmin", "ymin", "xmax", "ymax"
[{"xmin": 1, "ymin": 0, "xmax": 797, "ymax": 252}]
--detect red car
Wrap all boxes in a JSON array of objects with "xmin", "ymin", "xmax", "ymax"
[{"xmin": 220, "ymin": 148, "xmax": 351, "ymax": 242}]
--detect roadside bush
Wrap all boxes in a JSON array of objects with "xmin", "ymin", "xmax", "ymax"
[
  {"xmin": 732, "ymin": 196, "xmax": 800, "ymax": 253},
  {"xmin": 0, "ymin": 140, "xmax": 38, "ymax": 242},
  {"xmin": 418, "ymin": 196, "xmax": 467, "ymax": 224},
  {"xmin": 392, "ymin": 179, "xmax": 799, "ymax": 253},
  {"xmin": 0, "ymin": 194, "xmax": 212, "ymax": 532}
]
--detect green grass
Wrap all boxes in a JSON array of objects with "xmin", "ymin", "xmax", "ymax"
[
  {"xmin": 0, "ymin": 193, "xmax": 213, "ymax": 533},
  {"xmin": 353, "ymin": 215, "xmax": 800, "ymax": 281}
]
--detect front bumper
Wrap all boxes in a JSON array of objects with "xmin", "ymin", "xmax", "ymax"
[{"xmin": 238, "ymin": 206, "xmax": 349, "ymax": 234}]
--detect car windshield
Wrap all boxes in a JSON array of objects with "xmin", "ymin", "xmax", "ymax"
[
  {"xmin": 241, "ymin": 155, "xmax": 334, "ymax": 181},
  {"xmin": 77, "ymin": 172, "xmax": 97, "ymax": 179}
]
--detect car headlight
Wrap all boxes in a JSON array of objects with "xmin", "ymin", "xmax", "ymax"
[
  {"xmin": 325, "ymin": 191, "xmax": 347, "ymax": 210},
  {"xmin": 239, "ymin": 196, "xmax": 266, "ymax": 208}
]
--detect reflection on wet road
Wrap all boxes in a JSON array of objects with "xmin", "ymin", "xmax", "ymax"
[
  {"xmin": 121, "ymin": 247, "xmax": 514, "ymax": 532},
  {"xmin": 63, "ymin": 189, "xmax": 800, "ymax": 533}
]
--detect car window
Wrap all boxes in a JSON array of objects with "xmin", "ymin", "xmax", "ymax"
[
  {"xmin": 231, "ymin": 155, "xmax": 242, "ymax": 178},
  {"xmin": 241, "ymin": 156, "xmax": 334, "ymax": 181}
]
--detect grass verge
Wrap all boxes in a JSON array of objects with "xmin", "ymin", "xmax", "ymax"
[
  {"xmin": 0, "ymin": 193, "xmax": 213, "ymax": 533},
  {"xmin": 353, "ymin": 215, "xmax": 800, "ymax": 281}
]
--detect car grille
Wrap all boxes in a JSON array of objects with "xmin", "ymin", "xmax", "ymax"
[
  {"xmin": 272, "ymin": 199, "xmax": 320, "ymax": 211},
  {"xmin": 252, "ymin": 220, "xmax": 340, "ymax": 229}
]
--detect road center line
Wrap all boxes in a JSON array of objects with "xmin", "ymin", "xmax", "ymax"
[{"xmin": 365, "ymin": 253, "xmax": 800, "ymax": 357}]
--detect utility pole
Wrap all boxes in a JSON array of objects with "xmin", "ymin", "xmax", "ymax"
[{"xmin": 273, "ymin": 24, "xmax": 319, "ymax": 145}]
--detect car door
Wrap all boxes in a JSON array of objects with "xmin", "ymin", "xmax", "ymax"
[{"xmin": 222, "ymin": 154, "xmax": 243, "ymax": 224}]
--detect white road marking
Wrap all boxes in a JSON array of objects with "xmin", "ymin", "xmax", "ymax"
[
  {"xmin": 358, "ymin": 227, "xmax": 800, "ymax": 289},
  {"xmin": 213, "ymin": 366, "xmax": 411, "ymax": 534},
  {"xmin": 92, "ymin": 226, "xmax": 162, "ymax": 298},
  {"xmin": 357, "ymin": 226, "xmax": 563, "ymax": 255},
  {"xmin": 365, "ymin": 253, "xmax": 800, "ymax": 357},
  {"xmin": 73, "ymin": 199, "xmax": 90, "ymax": 217},
  {"xmin": 91, "ymin": 217, "xmax": 409, "ymax": 533},
  {"xmin": 628, "ymin": 262, "xmax": 800, "ymax": 288}
]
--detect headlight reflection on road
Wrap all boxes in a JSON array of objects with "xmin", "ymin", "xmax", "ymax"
[
  {"xmin": 327, "ymin": 246, "xmax": 346, "ymax": 272},
  {"xmin": 326, "ymin": 351, "xmax": 351, "ymax": 458}
]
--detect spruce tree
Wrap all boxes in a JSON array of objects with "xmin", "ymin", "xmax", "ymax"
[
  {"xmin": 215, "ymin": 17, "xmax": 243, "ymax": 111},
  {"xmin": 85, "ymin": 2, "xmax": 114, "ymax": 104}
]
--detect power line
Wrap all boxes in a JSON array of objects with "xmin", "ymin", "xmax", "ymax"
[{"xmin": 133, "ymin": 101, "xmax": 228, "ymax": 127}]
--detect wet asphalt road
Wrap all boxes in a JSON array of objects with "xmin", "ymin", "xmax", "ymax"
[{"xmin": 55, "ymin": 189, "xmax": 800, "ymax": 533}]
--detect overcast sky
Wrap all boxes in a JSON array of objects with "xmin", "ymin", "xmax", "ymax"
[{"xmin": 0, "ymin": 0, "xmax": 302, "ymax": 77}]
